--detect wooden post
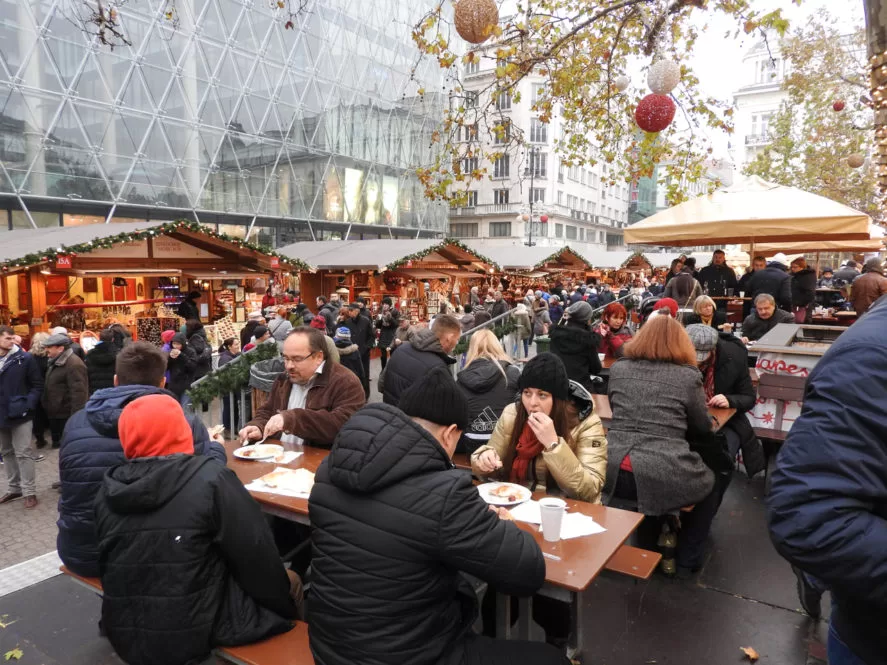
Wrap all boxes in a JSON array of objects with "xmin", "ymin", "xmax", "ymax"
[{"xmin": 27, "ymin": 267, "xmax": 48, "ymax": 333}]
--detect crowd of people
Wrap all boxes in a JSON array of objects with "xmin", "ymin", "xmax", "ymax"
[{"xmin": 0, "ymin": 248, "xmax": 884, "ymax": 665}]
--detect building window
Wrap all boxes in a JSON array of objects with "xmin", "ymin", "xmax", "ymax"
[
  {"xmin": 459, "ymin": 123, "xmax": 478, "ymax": 142},
  {"xmin": 495, "ymin": 89, "xmax": 512, "ymax": 110},
  {"xmin": 565, "ymin": 225, "xmax": 577, "ymax": 240},
  {"xmin": 450, "ymin": 223, "xmax": 479, "ymax": 237},
  {"xmin": 557, "ymin": 190, "xmax": 563, "ymax": 205},
  {"xmin": 532, "ymin": 83, "xmax": 545, "ymax": 105},
  {"xmin": 461, "ymin": 157, "xmax": 479, "ymax": 174},
  {"xmin": 528, "ymin": 151, "xmax": 547, "ymax": 178},
  {"xmin": 555, "ymin": 223, "xmax": 563, "ymax": 238},
  {"xmin": 531, "ymin": 188, "xmax": 544, "ymax": 203},
  {"xmin": 490, "ymin": 222, "xmax": 512, "ymax": 237},
  {"xmin": 494, "ymin": 189, "xmax": 510, "ymax": 204},
  {"xmin": 493, "ymin": 155, "xmax": 510, "ymax": 178},
  {"xmin": 493, "ymin": 120, "xmax": 511, "ymax": 145},
  {"xmin": 465, "ymin": 91, "xmax": 478, "ymax": 108},
  {"xmin": 580, "ymin": 228, "xmax": 585, "ymax": 241},
  {"xmin": 465, "ymin": 60, "xmax": 480, "ymax": 75},
  {"xmin": 465, "ymin": 191, "xmax": 478, "ymax": 207},
  {"xmin": 530, "ymin": 118, "xmax": 548, "ymax": 143},
  {"xmin": 558, "ymin": 163, "xmax": 564, "ymax": 183}
]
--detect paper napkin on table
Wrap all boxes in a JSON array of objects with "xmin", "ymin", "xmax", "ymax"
[
  {"xmin": 257, "ymin": 451, "xmax": 303, "ymax": 464},
  {"xmin": 245, "ymin": 467, "xmax": 314, "ymax": 497},
  {"xmin": 538, "ymin": 512, "xmax": 607, "ymax": 539},
  {"xmin": 509, "ymin": 500, "xmax": 542, "ymax": 524}
]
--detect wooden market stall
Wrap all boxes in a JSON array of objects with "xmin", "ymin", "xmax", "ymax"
[
  {"xmin": 583, "ymin": 249, "xmax": 686, "ymax": 285},
  {"xmin": 277, "ymin": 239, "xmax": 496, "ymax": 322},
  {"xmin": 0, "ymin": 221, "xmax": 304, "ymax": 348},
  {"xmin": 462, "ymin": 243, "xmax": 592, "ymax": 294}
]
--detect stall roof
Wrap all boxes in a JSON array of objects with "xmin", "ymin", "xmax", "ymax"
[
  {"xmin": 581, "ymin": 248, "xmax": 687, "ymax": 269},
  {"xmin": 0, "ymin": 221, "xmax": 306, "ymax": 272},
  {"xmin": 276, "ymin": 238, "xmax": 496, "ymax": 272},
  {"xmin": 461, "ymin": 242, "xmax": 591, "ymax": 271}
]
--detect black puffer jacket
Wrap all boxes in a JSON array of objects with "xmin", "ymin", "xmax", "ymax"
[
  {"xmin": 376, "ymin": 308, "xmax": 401, "ymax": 348},
  {"xmin": 188, "ymin": 330, "xmax": 213, "ymax": 380},
  {"xmin": 712, "ymin": 334, "xmax": 765, "ymax": 477},
  {"xmin": 308, "ymin": 403, "xmax": 545, "ymax": 665},
  {"xmin": 85, "ymin": 342, "xmax": 118, "ymax": 395},
  {"xmin": 790, "ymin": 268, "xmax": 817, "ymax": 310},
  {"xmin": 57, "ymin": 385, "xmax": 226, "ymax": 578},
  {"xmin": 381, "ymin": 328, "xmax": 455, "ymax": 405},
  {"xmin": 334, "ymin": 341, "xmax": 365, "ymax": 382},
  {"xmin": 95, "ymin": 455, "xmax": 297, "ymax": 665},
  {"xmin": 550, "ymin": 323, "xmax": 602, "ymax": 392},
  {"xmin": 747, "ymin": 264, "xmax": 792, "ymax": 312},
  {"xmin": 167, "ymin": 335, "xmax": 198, "ymax": 399},
  {"xmin": 456, "ymin": 359, "xmax": 520, "ymax": 455}
]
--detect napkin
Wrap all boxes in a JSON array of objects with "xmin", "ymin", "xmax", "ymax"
[
  {"xmin": 538, "ymin": 512, "xmax": 607, "ymax": 539},
  {"xmin": 509, "ymin": 500, "xmax": 542, "ymax": 524},
  {"xmin": 245, "ymin": 467, "xmax": 315, "ymax": 497},
  {"xmin": 257, "ymin": 451, "xmax": 303, "ymax": 464}
]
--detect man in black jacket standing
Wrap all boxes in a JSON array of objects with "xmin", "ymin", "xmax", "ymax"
[
  {"xmin": 95, "ymin": 393, "xmax": 301, "ymax": 665},
  {"xmin": 698, "ymin": 250, "xmax": 739, "ymax": 310},
  {"xmin": 746, "ymin": 253, "xmax": 792, "ymax": 312},
  {"xmin": 343, "ymin": 303, "xmax": 374, "ymax": 398},
  {"xmin": 308, "ymin": 367, "xmax": 566, "ymax": 665}
]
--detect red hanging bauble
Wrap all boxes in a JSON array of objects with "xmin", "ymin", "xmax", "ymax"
[
  {"xmin": 405, "ymin": 259, "xmax": 413, "ymax": 268},
  {"xmin": 833, "ymin": 100, "xmax": 845, "ymax": 112},
  {"xmin": 635, "ymin": 94, "xmax": 676, "ymax": 133},
  {"xmin": 539, "ymin": 214, "xmax": 549, "ymax": 223}
]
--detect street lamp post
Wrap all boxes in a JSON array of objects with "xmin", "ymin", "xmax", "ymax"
[{"xmin": 525, "ymin": 146, "xmax": 538, "ymax": 247}]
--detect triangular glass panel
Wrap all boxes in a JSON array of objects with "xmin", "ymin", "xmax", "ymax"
[
  {"xmin": 196, "ymin": 39, "xmax": 225, "ymax": 81},
  {"xmin": 196, "ymin": 84, "xmax": 228, "ymax": 130},
  {"xmin": 232, "ymin": 10, "xmax": 260, "ymax": 55},
  {"xmin": 71, "ymin": 51, "xmax": 117, "ymax": 106},
  {"xmin": 260, "ymin": 60, "xmax": 285, "ymax": 99},
  {"xmin": 288, "ymin": 32, "xmax": 313, "ymax": 71},
  {"xmin": 259, "ymin": 100, "xmax": 288, "ymax": 139},
  {"xmin": 141, "ymin": 64, "xmax": 174, "ymax": 111},
  {"xmin": 121, "ymin": 158, "xmax": 162, "ymax": 205},
  {"xmin": 117, "ymin": 67, "xmax": 156, "ymax": 113},
  {"xmin": 216, "ymin": 0, "xmax": 245, "ymax": 37}
]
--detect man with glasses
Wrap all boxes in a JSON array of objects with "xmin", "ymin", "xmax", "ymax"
[{"xmin": 239, "ymin": 327, "xmax": 365, "ymax": 449}]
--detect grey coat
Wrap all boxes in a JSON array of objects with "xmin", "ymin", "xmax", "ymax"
[{"xmin": 602, "ymin": 358, "xmax": 715, "ymax": 515}]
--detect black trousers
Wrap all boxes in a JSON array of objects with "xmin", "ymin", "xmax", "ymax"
[
  {"xmin": 360, "ymin": 352, "xmax": 371, "ymax": 399},
  {"xmin": 613, "ymin": 469, "xmax": 724, "ymax": 570},
  {"xmin": 49, "ymin": 418, "xmax": 68, "ymax": 448},
  {"xmin": 378, "ymin": 347, "xmax": 390, "ymax": 370},
  {"xmin": 459, "ymin": 633, "xmax": 569, "ymax": 665}
]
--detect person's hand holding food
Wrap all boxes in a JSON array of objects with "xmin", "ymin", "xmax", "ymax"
[{"xmin": 476, "ymin": 449, "xmax": 502, "ymax": 474}]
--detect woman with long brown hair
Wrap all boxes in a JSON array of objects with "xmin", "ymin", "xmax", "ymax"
[
  {"xmin": 603, "ymin": 314, "xmax": 730, "ymax": 577},
  {"xmin": 471, "ymin": 353, "xmax": 607, "ymax": 503}
]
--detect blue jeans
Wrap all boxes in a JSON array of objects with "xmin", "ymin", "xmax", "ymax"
[{"xmin": 828, "ymin": 622, "xmax": 867, "ymax": 665}]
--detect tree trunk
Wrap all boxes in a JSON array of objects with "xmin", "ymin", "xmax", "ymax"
[{"xmin": 865, "ymin": 0, "xmax": 887, "ymax": 57}]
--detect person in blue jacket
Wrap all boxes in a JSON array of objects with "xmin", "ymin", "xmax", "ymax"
[
  {"xmin": 768, "ymin": 295, "xmax": 887, "ymax": 665},
  {"xmin": 57, "ymin": 341, "xmax": 227, "ymax": 578},
  {"xmin": 0, "ymin": 325, "xmax": 44, "ymax": 508}
]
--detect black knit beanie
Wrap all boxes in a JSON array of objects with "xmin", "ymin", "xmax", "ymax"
[
  {"xmin": 399, "ymin": 366, "xmax": 469, "ymax": 431},
  {"xmin": 518, "ymin": 353, "xmax": 570, "ymax": 400}
]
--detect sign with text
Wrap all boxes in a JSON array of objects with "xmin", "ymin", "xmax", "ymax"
[{"xmin": 55, "ymin": 255, "xmax": 73, "ymax": 269}]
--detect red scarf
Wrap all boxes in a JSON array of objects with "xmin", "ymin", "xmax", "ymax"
[
  {"xmin": 510, "ymin": 422, "xmax": 545, "ymax": 483},
  {"xmin": 699, "ymin": 350, "xmax": 717, "ymax": 401}
]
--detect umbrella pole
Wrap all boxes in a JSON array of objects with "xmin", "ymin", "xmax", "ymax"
[{"xmin": 816, "ymin": 251, "xmax": 821, "ymax": 275}]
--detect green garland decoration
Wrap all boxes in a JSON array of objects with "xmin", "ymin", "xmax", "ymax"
[
  {"xmin": 530, "ymin": 245, "xmax": 593, "ymax": 272},
  {"xmin": 0, "ymin": 219, "xmax": 310, "ymax": 273},
  {"xmin": 454, "ymin": 318, "xmax": 517, "ymax": 355},
  {"xmin": 187, "ymin": 341, "xmax": 280, "ymax": 406},
  {"xmin": 386, "ymin": 238, "xmax": 499, "ymax": 272}
]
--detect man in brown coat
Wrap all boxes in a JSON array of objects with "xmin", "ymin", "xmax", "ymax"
[
  {"xmin": 42, "ymin": 333, "xmax": 88, "ymax": 448},
  {"xmin": 849, "ymin": 258, "xmax": 887, "ymax": 316},
  {"xmin": 239, "ymin": 327, "xmax": 365, "ymax": 448}
]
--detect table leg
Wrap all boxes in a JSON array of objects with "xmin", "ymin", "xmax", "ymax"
[
  {"xmin": 567, "ymin": 591, "xmax": 583, "ymax": 660},
  {"xmin": 496, "ymin": 593, "xmax": 512, "ymax": 639}
]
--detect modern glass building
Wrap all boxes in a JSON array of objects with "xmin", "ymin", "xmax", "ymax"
[{"xmin": 0, "ymin": 0, "xmax": 449, "ymax": 246}]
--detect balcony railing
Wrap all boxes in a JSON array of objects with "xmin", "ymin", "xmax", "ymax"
[{"xmin": 745, "ymin": 133, "xmax": 771, "ymax": 146}]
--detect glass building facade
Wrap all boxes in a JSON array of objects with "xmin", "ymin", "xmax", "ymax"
[{"xmin": 0, "ymin": 0, "xmax": 449, "ymax": 246}]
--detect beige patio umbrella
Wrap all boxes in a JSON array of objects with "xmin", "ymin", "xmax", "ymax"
[{"xmin": 624, "ymin": 176, "xmax": 872, "ymax": 248}]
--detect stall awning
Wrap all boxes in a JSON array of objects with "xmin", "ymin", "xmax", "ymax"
[
  {"xmin": 0, "ymin": 221, "xmax": 305, "ymax": 273},
  {"xmin": 624, "ymin": 176, "xmax": 872, "ymax": 247},
  {"xmin": 461, "ymin": 242, "xmax": 591, "ymax": 271},
  {"xmin": 276, "ymin": 238, "xmax": 496, "ymax": 273},
  {"xmin": 581, "ymin": 249, "xmax": 687, "ymax": 269}
]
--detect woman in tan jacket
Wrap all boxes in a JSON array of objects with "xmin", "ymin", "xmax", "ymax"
[{"xmin": 471, "ymin": 353, "xmax": 607, "ymax": 503}]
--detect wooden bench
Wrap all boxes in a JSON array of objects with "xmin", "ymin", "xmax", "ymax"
[
  {"xmin": 603, "ymin": 545, "xmax": 662, "ymax": 580},
  {"xmin": 59, "ymin": 566, "xmax": 314, "ymax": 665},
  {"xmin": 753, "ymin": 373, "xmax": 807, "ymax": 493}
]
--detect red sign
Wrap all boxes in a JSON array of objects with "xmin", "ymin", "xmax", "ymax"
[
  {"xmin": 270, "ymin": 256, "xmax": 280, "ymax": 269},
  {"xmin": 55, "ymin": 255, "xmax": 73, "ymax": 269}
]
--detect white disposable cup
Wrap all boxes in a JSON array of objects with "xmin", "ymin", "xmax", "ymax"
[
  {"xmin": 598, "ymin": 353, "xmax": 606, "ymax": 363},
  {"xmin": 539, "ymin": 498, "xmax": 567, "ymax": 542},
  {"xmin": 739, "ymin": 291, "xmax": 745, "ymax": 298}
]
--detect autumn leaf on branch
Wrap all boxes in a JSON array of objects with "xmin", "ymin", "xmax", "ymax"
[{"xmin": 409, "ymin": 0, "xmax": 793, "ymax": 206}]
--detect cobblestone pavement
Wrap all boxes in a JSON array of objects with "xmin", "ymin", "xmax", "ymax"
[{"xmin": 0, "ymin": 446, "xmax": 60, "ymax": 570}]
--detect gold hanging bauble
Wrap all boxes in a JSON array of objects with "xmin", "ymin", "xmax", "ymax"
[
  {"xmin": 454, "ymin": 0, "xmax": 499, "ymax": 45},
  {"xmin": 847, "ymin": 153, "xmax": 865, "ymax": 168}
]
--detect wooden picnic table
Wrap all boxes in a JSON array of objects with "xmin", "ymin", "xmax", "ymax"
[{"xmin": 224, "ymin": 441, "xmax": 642, "ymax": 657}]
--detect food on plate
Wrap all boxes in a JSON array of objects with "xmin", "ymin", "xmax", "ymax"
[
  {"xmin": 240, "ymin": 448, "xmax": 260, "ymax": 458},
  {"xmin": 258, "ymin": 467, "xmax": 316, "ymax": 493},
  {"xmin": 489, "ymin": 484, "xmax": 524, "ymax": 503}
]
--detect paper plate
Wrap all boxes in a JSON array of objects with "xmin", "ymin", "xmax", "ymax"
[
  {"xmin": 233, "ymin": 444, "xmax": 284, "ymax": 461},
  {"xmin": 477, "ymin": 482, "xmax": 532, "ymax": 506}
]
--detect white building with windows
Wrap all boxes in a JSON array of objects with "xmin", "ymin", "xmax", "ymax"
[
  {"xmin": 448, "ymin": 61, "xmax": 630, "ymax": 253},
  {"xmin": 732, "ymin": 38, "xmax": 788, "ymax": 168}
]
